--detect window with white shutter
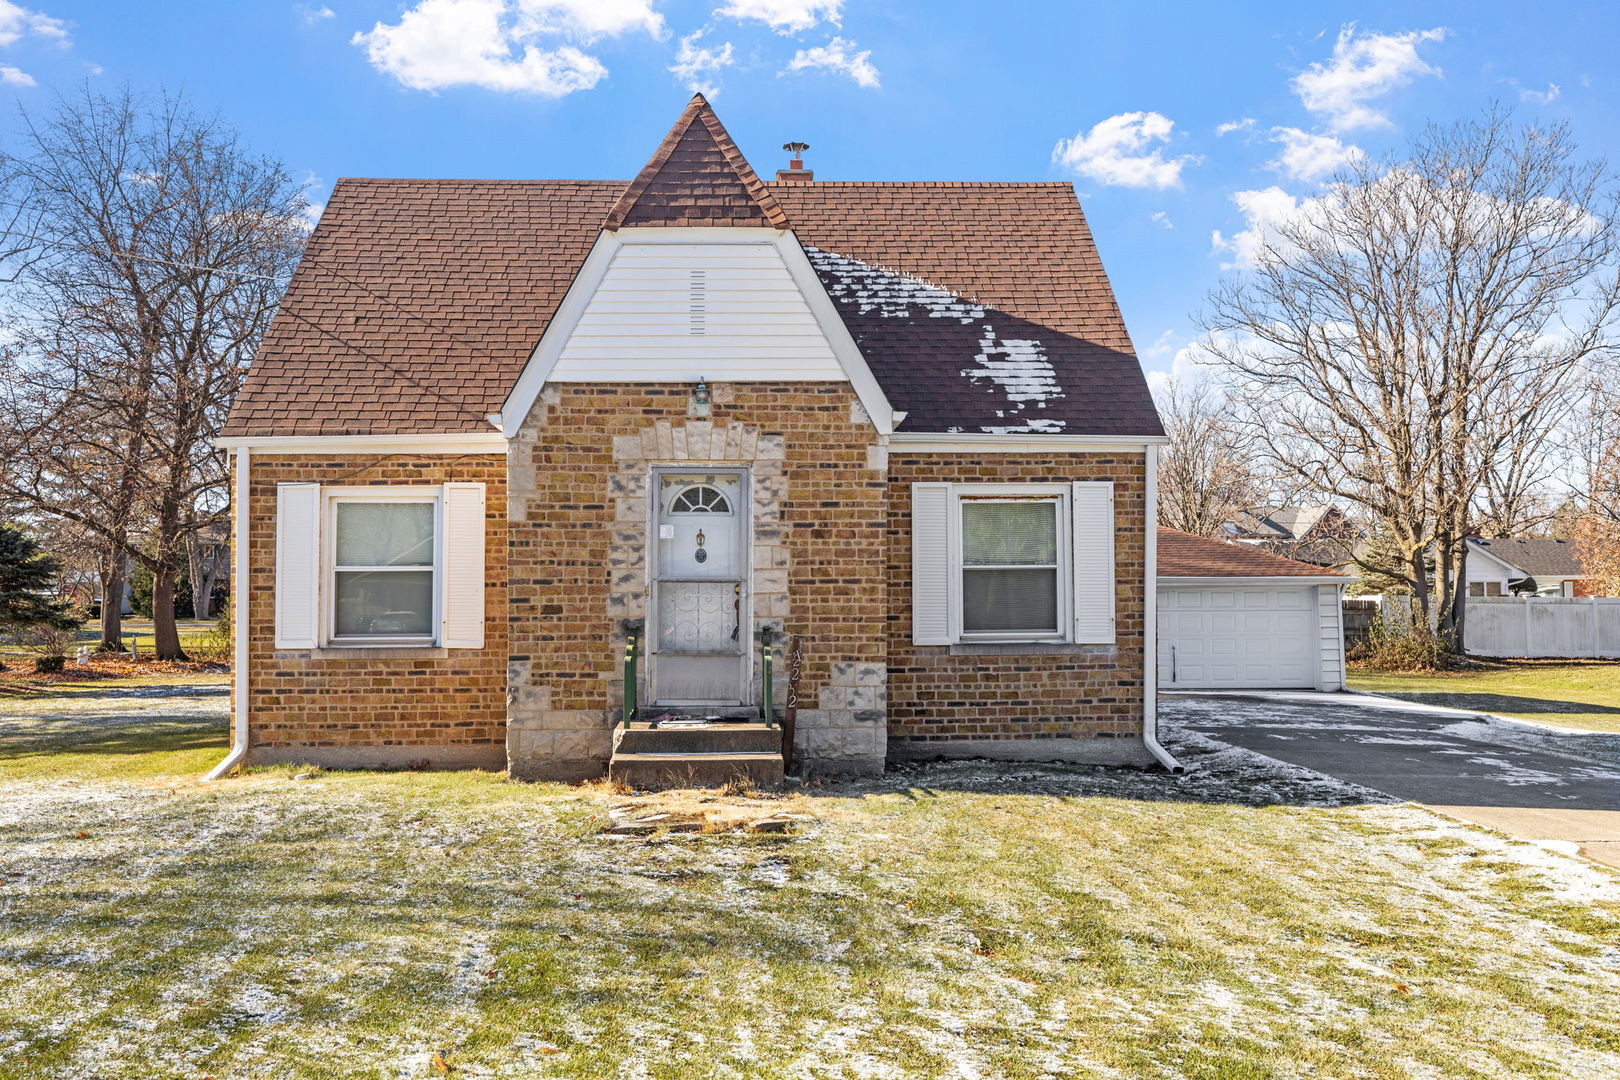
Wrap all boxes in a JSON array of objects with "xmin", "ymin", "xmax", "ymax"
[
  {"xmin": 908, "ymin": 480, "xmax": 1117, "ymax": 646},
  {"xmin": 273, "ymin": 482, "xmax": 487, "ymax": 649}
]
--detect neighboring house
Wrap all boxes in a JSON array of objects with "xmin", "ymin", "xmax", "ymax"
[
  {"xmin": 1157, "ymin": 528, "xmax": 1349, "ymax": 691},
  {"xmin": 1465, "ymin": 537, "xmax": 1597, "ymax": 597},
  {"xmin": 212, "ymin": 96, "xmax": 1175, "ymax": 782},
  {"xmin": 1224, "ymin": 505, "xmax": 1363, "ymax": 570}
]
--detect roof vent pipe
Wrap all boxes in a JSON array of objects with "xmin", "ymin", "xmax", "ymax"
[{"xmin": 777, "ymin": 142, "xmax": 813, "ymax": 183}]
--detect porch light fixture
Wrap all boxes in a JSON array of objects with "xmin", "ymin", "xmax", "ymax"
[{"xmin": 692, "ymin": 376, "xmax": 711, "ymax": 415}]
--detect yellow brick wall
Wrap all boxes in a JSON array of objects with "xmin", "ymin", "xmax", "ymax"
[
  {"xmin": 885, "ymin": 453, "xmax": 1148, "ymax": 746},
  {"xmin": 243, "ymin": 453, "xmax": 508, "ymax": 766}
]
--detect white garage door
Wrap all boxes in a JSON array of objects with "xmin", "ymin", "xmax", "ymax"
[{"xmin": 1158, "ymin": 585, "xmax": 1320, "ymax": 689}]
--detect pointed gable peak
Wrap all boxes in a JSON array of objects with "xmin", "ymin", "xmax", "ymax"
[{"xmin": 604, "ymin": 94, "xmax": 790, "ymax": 231}]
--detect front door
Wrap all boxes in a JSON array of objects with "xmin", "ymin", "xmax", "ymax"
[{"xmin": 651, "ymin": 470, "xmax": 748, "ymax": 705}]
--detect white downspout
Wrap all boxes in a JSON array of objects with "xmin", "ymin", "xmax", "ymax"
[
  {"xmin": 1141, "ymin": 444, "xmax": 1184, "ymax": 774},
  {"xmin": 205, "ymin": 445, "xmax": 251, "ymax": 781}
]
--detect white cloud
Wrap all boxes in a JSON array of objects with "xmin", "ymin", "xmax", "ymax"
[
  {"xmin": 0, "ymin": 1, "xmax": 67, "ymax": 47},
  {"xmin": 716, "ymin": 0, "xmax": 840, "ymax": 33},
  {"xmin": 1521, "ymin": 82, "xmax": 1560, "ymax": 105},
  {"xmin": 352, "ymin": 0, "xmax": 665, "ymax": 95},
  {"xmin": 669, "ymin": 29, "xmax": 733, "ymax": 96},
  {"xmin": 1293, "ymin": 23, "xmax": 1446, "ymax": 131},
  {"xmin": 1210, "ymin": 186, "xmax": 1311, "ymax": 270},
  {"xmin": 1215, "ymin": 117, "xmax": 1255, "ymax": 137},
  {"xmin": 0, "ymin": 63, "xmax": 33, "ymax": 85},
  {"xmin": 1267, "ymin": 126, "xmax": 1363, "ymax": 183},
  {"xmin": 1052, "ymin": 111, "xmax": 1196, "ymax": 190},
  {"xmin": 782, "ymin": 36, "xmax": 878, "ymax": 89},
  {"xmin": 1149, "ymin": 210, "xmax": 1173, "ymax": 229},
  {"xmin": 295, "ymin": 3, "xmax": 335, "ymax": 23}
]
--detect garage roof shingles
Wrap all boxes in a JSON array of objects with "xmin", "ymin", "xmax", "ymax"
[
  {"xmin": 224, "ymin": 98, "xmax": 1163, "ymax": 439},
  {"xmin": 1158, "ymin": 528, "xmax": 1349, "ymax": 578}
]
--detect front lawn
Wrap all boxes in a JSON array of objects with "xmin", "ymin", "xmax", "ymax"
[
  {"xmin": 1350, "ymin": 659, "xmax": 1620, "ymax": 733},
  {"xmin": 1, "ymin": 683, "xmax": 1618, "ymax": 1078}
]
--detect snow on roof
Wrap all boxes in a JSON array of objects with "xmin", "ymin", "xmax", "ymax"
[{"xmin": 803, "ymin": 246, "xmax": 1068, "ymax": 434}]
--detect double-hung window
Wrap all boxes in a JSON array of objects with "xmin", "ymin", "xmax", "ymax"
[
  {"xmin": 330, "ymin": 496, "xmax": 438, "ymax": 643},
  {"xmin": 910, "ymin": 481, "xmax": 1116, "ymax": 646},
  {"xmin": 273, "ymin": 482, "xmax": 487, "ymax": 651},
  {"xmin": 960, "ymin": 496, "xmax": 1066, "ymax": 639}
]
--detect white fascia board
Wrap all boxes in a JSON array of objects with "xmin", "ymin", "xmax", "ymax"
[
  {"xmin": 215, "ymin": 433, "xmax": 507, "ymax": 454},
  {"xmin": 889, "ymin": 433, "xmax": 1168, "ymax": 453},
  {"xmin": 499, "ymin": 229, "xmax": 620, "ymax": 434},
  {"xmin": 496, "ymin": 226, "xmax": 897, "ymax": 437},
  {"xmin": 1157, "ymin": 575, "xmax": 1352, "ymax": 587}
]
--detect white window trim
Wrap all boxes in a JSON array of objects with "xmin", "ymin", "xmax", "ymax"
[
  {"xmin": 950, "ymin": 483, "xmax": 1073, "ymax": 644},
  {"xmin": 322, "ymin": 487, "xmax": 443, "ymax": 648}
]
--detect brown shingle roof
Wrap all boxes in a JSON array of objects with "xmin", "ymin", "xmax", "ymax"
[
  {"xmin": 1158, "ymin": 528, "xmax": 1349, "ymax": 578},
  {"xmin": 604, "ymin": 94, "xmax": 789, "ymax": 230},
  {"xmin": 224, "ymin": 103, "xmax": 1164, "ymax": 439},
  {"xmin": 1471, "ymin": 537, "xmax": 1588, "ymax": 578}
]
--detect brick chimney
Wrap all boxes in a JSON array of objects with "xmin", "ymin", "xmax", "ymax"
[{"xmin": 776, "ymin": 141, "xmax": 813, "ymax": 183}]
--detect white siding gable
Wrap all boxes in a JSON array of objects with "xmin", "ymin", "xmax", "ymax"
[{"xmin": 548, "ymin": 240, "xmax": 844, "ymax": 381}]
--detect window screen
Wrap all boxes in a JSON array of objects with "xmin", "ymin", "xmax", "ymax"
[
  {"xmin": 961, "ymin": 500, "xmax": 1059, "ymax": 635},
  {"xmin": 332, "ymin": 501, "xmax": 435, "ymax": 638}
]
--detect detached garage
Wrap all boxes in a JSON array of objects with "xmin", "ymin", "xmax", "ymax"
[{"xmin": 1156, "ymin": 528, "xmax": 1350, "ymax": 691}]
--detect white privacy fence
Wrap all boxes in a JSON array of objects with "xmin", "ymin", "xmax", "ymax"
[{"xmin": 1465, "ymin": 597, "xmax": 1620, "ymax": 659}]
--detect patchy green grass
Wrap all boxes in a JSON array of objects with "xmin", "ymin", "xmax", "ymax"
[
  {"xmin": 1, "ymin": 686, "xmax": 1618, "ymax": 1078},
  {"xmin": 1350, "ymin": 660, "xmax": 1620, "ymax": 733}
]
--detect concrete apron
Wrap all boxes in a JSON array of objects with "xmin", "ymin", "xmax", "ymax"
[{"xmin": 1425, "ymin": 806, "xmax": 1620, "ymax": 870}]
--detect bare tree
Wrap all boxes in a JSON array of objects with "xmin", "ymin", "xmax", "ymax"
[
  {"xmin": 1153, "ymin": 373, "xmax": 1267, "ymax": 537},
  {"xmin": 1202, "ymin": 110, "xmax": 1620, "ymax": 654},
  {"xmin": 0, "ymin": 87, "xmax": 306, "ymax": 658}
]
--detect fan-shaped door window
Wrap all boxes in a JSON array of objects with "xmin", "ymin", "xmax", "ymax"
[{"xmin": 670, "ymin": 484, "xmax": 732, "ymax": 515}]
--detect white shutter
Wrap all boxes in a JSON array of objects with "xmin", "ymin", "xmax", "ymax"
[
  {"xmin": 274, "ymin": 483, "xmax": 321, "ymax": 649},
  {"xmin": 910, "ymin": 482, "xmax": 953, "ymax": 645},
  {"xmin": 440, "ymin": 482, "xmax": 487, "ymax": 649},
  {"xmin": 1071, "ymin": 481, "xmax": 1116, "ymax": 644}
]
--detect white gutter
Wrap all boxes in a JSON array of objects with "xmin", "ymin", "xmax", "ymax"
[
  {"xmin": 888, "ymin": 432, "xmax": 1170, "ymax": 453},
  {"xmin": 205, "ymin": 445, "xmax": 251, "ymax": 781},
  {"xmin": 1141, "ymin": 444, "xmax": 1184, "ymax": 774},
  {"xmin": 215, "ymin": 432, "xmax": 506, "ymax": 454}
]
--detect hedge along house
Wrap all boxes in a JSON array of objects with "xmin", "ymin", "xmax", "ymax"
[{"xmin": 211, "ymin": 96, "xmax": 1173, "ymax": 783}]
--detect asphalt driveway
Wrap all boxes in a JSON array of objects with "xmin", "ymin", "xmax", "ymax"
[{"xmin": 1164, "ymin": 690, "xmax": 1620, "ymax": 868}]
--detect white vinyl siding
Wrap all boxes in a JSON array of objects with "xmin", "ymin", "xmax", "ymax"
[
  {"xmin": 549, "ymin": 241, "xmax": 844, "ymax": 380},
  {"xmin": 271, "ymin": 482, "xmax": 487, "ymax": 650},
  {"xmin": 909, "ymin": 481, "xmax": 1116, "ymax": 646},
  {"xmin": 1317, "ymin": 584, "xmax": 1345, "ymax": 691}
]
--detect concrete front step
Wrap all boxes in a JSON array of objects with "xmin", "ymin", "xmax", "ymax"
[
  {"xmin": 609, "ymin": 751, "xmax": 785, "ymax": 790},
  {"xmin": 616, "ymin": 722, "xmax": 781, "ymax": 755}
]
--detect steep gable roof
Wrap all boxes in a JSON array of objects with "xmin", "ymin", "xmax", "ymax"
[
  {"xmin": 603, "ymin": 93, "xmax": 788, "ymax": 230},
  {"xmin": 222, "ymin": 101, "xmax": 1164, "ymax": 440}
]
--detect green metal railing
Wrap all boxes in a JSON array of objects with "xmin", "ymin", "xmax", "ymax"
[
  {"xmin": 620, "ymin": 619, "xmax": 643, "ymax": 727},
  {"xmin": 758, "ymin": 625, "xmax": 775, "ymax": 727}
]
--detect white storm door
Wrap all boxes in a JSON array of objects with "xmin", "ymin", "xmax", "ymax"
[{"xmin": 651, "ymin": 470, "xmax": 749, "ymax": 705}]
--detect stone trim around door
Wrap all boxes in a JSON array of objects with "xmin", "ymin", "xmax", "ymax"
[
  {"xmin": 506, "ymin": 417, "xmax": 791, "ymax": 781},
  {"xmin": 610, "ymin": 419, "xmax": 790, "ymax": 713}
]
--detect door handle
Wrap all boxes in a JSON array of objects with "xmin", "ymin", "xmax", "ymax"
[{"xmin": 732, "ymin": 582, "xmax": 742, "ymax": 640}]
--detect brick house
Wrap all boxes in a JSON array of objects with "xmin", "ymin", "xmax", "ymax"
[{"xmin": 212, "ymin": 96, "xmax": 1174, "ymax": 782}]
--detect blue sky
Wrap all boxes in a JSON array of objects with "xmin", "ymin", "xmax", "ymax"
[{"xmin": 3, "ymin": 0, "xmax": 1616, "ymax": 383}]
